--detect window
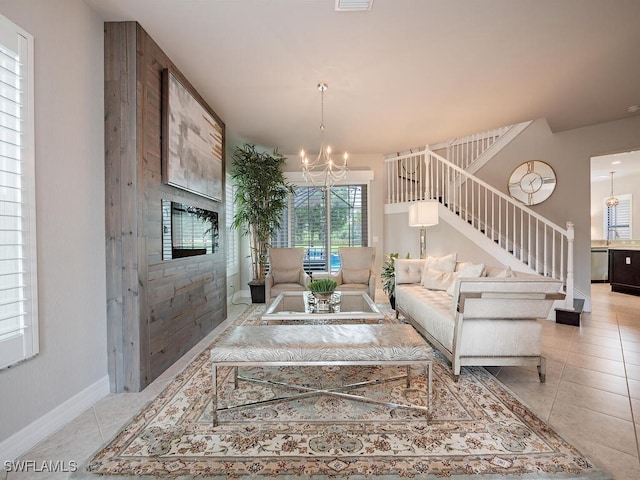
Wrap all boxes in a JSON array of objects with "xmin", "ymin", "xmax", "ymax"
[
  {"xmin": 0, "ymin": 14, "xmax": 37, "ymax": 370},
  {"xmin": 226, "ymin": 175, "xmax": 239, "ymax": 275},
  {"xmin": 604, "ymin": 194, "xmax": 632, "ymax": 241},
  {"xmin": 273, "ymin": 184, "xmax": 368, "ymax": 272}
]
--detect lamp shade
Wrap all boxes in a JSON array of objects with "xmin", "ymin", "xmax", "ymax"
[{"xmin": 408, "ymin": 201, "xmax": 439, "ymax": 227}]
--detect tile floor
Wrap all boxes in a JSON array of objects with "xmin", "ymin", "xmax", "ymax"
[{"xmin": 3, "ymin": 284, "xmax": 640, "ymax": 479}]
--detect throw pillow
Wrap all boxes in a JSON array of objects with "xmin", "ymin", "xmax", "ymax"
[
  {"xmin": 446, "ymin": 262, "xmax": 486, "ymax": 296},
  {"xmin": 424, "ymin": 252, "xmax": 457, "ymax": 273},
  {"xmin": 495, "ymin": 266, "xmax": 515, "ymax": 278},
  {"xmin": 271, "ymin": 268, "xmax": 301, "ymax": 285},
  {"xmin": 421, "ymin": 267, "xmax": 457, "ymax": 291},
  {"xmin": 458, "ymin": 262, "xmax": 486, "ymax": 277},
  {"xmin": 342, "ymin": 268, "xmax": 370, "ymax": 284},
  {"xmin": 421, "ymin": 253, "xmax": 457, "ymax": 287}
]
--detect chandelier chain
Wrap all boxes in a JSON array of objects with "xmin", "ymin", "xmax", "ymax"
[
  {"xmin": 606, "ymin": 171, "xmax": 619, "ymax": 208},
  {"xmin": 300, "ymin": 82, "xmax": 348, "ymax": 189}
]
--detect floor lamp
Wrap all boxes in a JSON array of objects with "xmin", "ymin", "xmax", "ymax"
[{"xmin": 408, "ymin": 200, "xmax": 439, "ymax": 259}]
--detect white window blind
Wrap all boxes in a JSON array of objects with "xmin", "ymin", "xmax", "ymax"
[
  {"xmin": 604, "ymin": 194, "xmax": 632, "ymax": 241},
  {"xmin": 0, "ymin": 14, "xmax": 37, "ymax": 370},
  {"xmin": 225, "ymin": 175, "xmax": 239, "ymax": 275}
]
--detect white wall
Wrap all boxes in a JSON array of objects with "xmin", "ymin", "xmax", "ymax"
[
  {"xmin": 0, "ymin": 0, "xmax": 108, "ymax": 449},
  {"xmin": 385, "ymin": 211, "xmax": 504, "ymax": 266}
]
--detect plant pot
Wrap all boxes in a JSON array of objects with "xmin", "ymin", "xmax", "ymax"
[
  {"xmin": 248, "ymin": 280, "xmax": 265, "ymax": 304},
  {"xmin": 312, "ymin": 291, "xmax": 334, "ymax": 301},
  {"xmin": 389, "ymin": 295, "xmax": 396, "ymax": 310}
]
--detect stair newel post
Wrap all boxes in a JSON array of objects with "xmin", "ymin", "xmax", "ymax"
[{"xmin": 565, "ymin": 221, "xmax": 575, "ymax": 308}]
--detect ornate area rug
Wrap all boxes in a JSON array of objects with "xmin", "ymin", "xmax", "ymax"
[{"xmin": 83, "ymin": 305, "xmax": 610, "ymax": 479}]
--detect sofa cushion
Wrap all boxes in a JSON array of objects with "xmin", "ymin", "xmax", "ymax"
[
  {"xmin": 424, "ymin": 253, "xmax": 457, "ymax": 273},
  {"xmin": 446, "ymin": 262, "xmax": 486, "ymax": 296},
  {"xmin": 421, "ymin": 267, "xmax": 457, "ymax": 291},
  {"xmin": 396, "ymin": 284, "xmax": 455, "ymax": 351},
  {"xmin": 271, "ymin": 268, "xmax": 301, "ymax": 285},
  {"xmin": 342, "ymin": 268, "xmax": 370, "ymax": 284},
  {"xmin": 420, "ymin": 253, "xmax": 457, "ymax": 288},
  {"xmin": 396, "ymin": 260, "xmax": 424, "ymax": 284},
  {"xmin": 493, "ymin": 266, "xmax": 515, "ymax": 278}
]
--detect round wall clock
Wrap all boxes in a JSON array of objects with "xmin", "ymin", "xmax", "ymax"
[{"xmin": 508, "ymin": 160, "xmax": 556, "ymax": 205}]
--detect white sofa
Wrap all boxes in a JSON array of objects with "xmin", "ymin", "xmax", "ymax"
[{"xmin": 394, "ymin": 257, "xmax": 564, "ymax": 382}]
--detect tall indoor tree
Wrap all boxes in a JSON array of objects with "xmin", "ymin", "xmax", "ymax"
[{"xmin": 230, "ymin": 143, "xmax": 294, "ymax": 302}]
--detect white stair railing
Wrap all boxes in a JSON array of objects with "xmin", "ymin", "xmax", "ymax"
[
  {"xmin": 384, "ymin": 149, "xmax": 574, "ymax": 307},
  {"xmin": 385, "ymin": 149, "xmax": 429, "ymax": 204},
  {"xmin": 429, "ymin": 126, "xmax": 511, "ymax": 171}
]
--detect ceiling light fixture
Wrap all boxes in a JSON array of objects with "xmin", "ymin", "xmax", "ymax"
[
  {"xmin": 628, "ymin": 104, "xmax": 639, "ymax": 113},
  {"xmin": 606, "ymin": 171, "xmax": 619, "ymax": 208},
  {"xmin": 300, "ymin": 83, "xmax": 348, "ymax": 190}
]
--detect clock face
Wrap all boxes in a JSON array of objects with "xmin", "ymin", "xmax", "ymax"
[{"xmin": 508, "ymin": 161, "xmax": 556, "ymax": 205}]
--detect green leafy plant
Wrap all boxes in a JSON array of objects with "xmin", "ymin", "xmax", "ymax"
[
  {"xmin": 230, "ymin": 143, "xmax": 294, "ymax": 283},
  {"xmin": 381, "ymin": 252, "xmax": 411, "ymax": 300},
  {"xmin": 307, "ymin": 278, "xmax": 338, "ymax": 294}
]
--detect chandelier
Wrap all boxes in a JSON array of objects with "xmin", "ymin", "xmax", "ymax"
[
  {"xmin": 300, "ymin": 82, "xmax": 348, "ymax": 189},
  {"xmin": 606, "ymin": 171, "xmax": 619, "ymax": 207}
]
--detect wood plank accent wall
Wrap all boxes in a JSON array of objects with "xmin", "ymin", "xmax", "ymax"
[{"xmin": 105, "ymin": 22, "xmax": 227, "ymax": 392}]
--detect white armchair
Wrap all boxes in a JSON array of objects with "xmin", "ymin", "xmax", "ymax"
[
  {"xmin": 265, "ymin": 248, "xmax": 311, "ymax": 307},
  {"xmin": 330, "ymin": 247, "xmax": 376, "ymax": 300}
]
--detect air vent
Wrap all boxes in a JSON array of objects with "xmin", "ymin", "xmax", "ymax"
[{"xmin": 335, "ymin": 0, "xmax": 374, "ymax": 11}]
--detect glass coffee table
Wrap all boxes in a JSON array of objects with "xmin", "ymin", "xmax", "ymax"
[{"xmin": 261, "ymin": 291, "xmax": 384, "ymax": 324}]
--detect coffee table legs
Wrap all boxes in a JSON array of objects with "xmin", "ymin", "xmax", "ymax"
[{"xmin": 212, "ymin": 361, "xmax": 432, "ymax": 427}]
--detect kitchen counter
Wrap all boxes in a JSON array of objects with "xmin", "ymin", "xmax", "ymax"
[
  {"xmin": 609, "ymin": 248, "xmax": 640, "ymax": 296},
  {"xmin": 592, "ymin": 240, "xmax": 640, "ymax": 250}
]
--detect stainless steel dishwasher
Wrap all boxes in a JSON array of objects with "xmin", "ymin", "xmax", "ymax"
[{"xmin": 591, "ymin": 247, "xmax": 608, "ymax": 282}]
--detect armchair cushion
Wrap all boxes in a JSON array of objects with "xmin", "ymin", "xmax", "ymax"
[
  {"xmin": 342, "ymin": 268, "xmax": 370, "ymax": 284},
  {"xmin": 272, "ymin": 267, "xmax": 303, "ymax": 285}
]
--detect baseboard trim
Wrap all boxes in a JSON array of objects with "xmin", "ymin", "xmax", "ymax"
[{"xmin": 0, "ymin": 375, "xmax": 110, "ymax": 462}]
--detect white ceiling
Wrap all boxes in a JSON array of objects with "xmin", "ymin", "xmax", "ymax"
[
  {"xmin": 591, "ymin": 150, "xmax": 640, "ymax": 183},
  {"xmin": 84, "ymin": 0, "xmax": 640, "ymax": 156}
]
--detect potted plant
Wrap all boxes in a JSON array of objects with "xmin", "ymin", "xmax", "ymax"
[
  {"xmin": 307, "ymin": 278, "xmax": 338, "ymax": 300},
  {"xmin": 230, "ymin": 143, "xmax": 294, "ymax": 303},
  {"xmin": 381, "ymin": 253, "xmax": 410, "ymax": 309}
]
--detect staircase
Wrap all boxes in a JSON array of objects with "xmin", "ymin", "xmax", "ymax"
[{"xmin": 384, "ymin": 124, "xmax": 576, "ymax": 315}]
